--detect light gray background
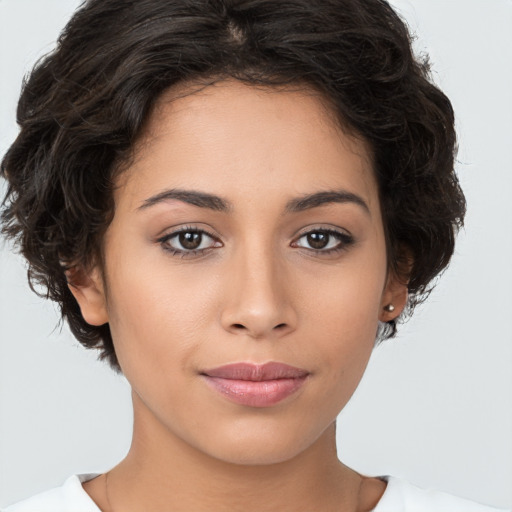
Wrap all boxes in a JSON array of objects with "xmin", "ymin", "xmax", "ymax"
[{"xmin": 0, "ymin": 0, "xmax": 511, "ymax": 509}]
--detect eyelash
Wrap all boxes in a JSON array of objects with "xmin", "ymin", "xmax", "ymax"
[
  {"xmin": 157, "ymin": 225, "xmax": 220, "ymax": 258},
  {"xmin": 291, "ymin": 229, "xmax": 354, "ymax": 255},
  {"xmin": 157, "ymin": 226, "xmax": 355, "ymax": 258}
]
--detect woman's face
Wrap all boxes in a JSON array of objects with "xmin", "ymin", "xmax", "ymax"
[{"xmin": 75, "ymin": 79, "xmax": 406, "ymax": 465}]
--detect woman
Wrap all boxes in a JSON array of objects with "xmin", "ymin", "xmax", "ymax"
[{"xmin": 0, "ymin": 0, "xmax": 509, "ymax": 510}]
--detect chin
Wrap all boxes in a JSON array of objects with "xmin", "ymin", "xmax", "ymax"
[
  {"xmin": 209, "ymin": 443, "xmax": 306, "ymax": 466},
  {"xmin": 195, "ymin": 419, "xmax": 329, "ymax": 467}
]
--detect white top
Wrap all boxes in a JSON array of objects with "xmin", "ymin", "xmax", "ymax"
[{"xmin": 1, "ymin": 474, "xmax": 507, "ymax": 512}]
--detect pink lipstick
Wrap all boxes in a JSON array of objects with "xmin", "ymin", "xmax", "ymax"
[{"xmin": 201, "ymin": 362, "xmax": 309, "ymax": 407}]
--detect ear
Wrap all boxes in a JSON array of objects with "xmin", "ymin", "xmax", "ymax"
[
  {"xmin": 66, "ymin": 265, "xmax": 109, "ymax": 326},
  {"xmin": 379, "ymin": 270, "xmax": 408, "ymax": 323}
]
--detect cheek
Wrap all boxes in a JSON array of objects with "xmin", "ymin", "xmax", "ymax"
[
  {"xmin": 300, "ymin": 250, "xmax": 387, "ymax": 342},
  {"xmin": 103, "ymin": 252, "xmax": 212, "ymax": 372},
  {"xmin": 298, "ymin": 246, "xmax": 387, "ymax": 391},
  {"xmin": 301, "ymin": 304, "xmax": 378, "ymax": 430},
  {"xmin": 103, "ymin": 265, "xmax": 213, "ymax": 427}
]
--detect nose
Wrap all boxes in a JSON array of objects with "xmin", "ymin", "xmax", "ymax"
[{"xmin": 220, "ymin": 242, "xmax": 298, "ymax": 340}]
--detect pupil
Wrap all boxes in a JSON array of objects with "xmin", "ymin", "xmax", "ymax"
[
  {"xmin": 179, "ymin": 232, "xmax": 201, "ymax": 250},
  {"xmin": 308, "ymin": 232, "xmax": 328, "ymax": 249}
]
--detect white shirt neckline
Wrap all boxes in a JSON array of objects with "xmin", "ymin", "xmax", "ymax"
[
  {"xmin": 4, "ymin": 473, "xmax": 505, "ymax": 511},
  {"xmin": 73, "ymin": 473, "xmax": 397, "ymax": 511}
]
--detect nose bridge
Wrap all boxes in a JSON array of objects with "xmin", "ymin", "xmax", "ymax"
[{"xmin": 220, "ymin": 232, "xmax": 296, "ymax": 338}]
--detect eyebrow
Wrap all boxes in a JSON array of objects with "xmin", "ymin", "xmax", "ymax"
[
  {"xmin": 138, "ymin": 188, "xmax": 370, "ymax": 215},
  {"xmin": 284, "ymin": 190, "xmax": 370, "ymax": 215},
  {"xmin": 138, "ymin": 189, "xmax": 231, "ymax": 212}
]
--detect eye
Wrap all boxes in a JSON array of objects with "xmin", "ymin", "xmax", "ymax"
[
  {"xmin": 292, "ymin": 229, "xmax": 354, "ymax": 254},
  {"xmin": 157, "ymin": 227, "xmax": 222, "ymax": 256}
]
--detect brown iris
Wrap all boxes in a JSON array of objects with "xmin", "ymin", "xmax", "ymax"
[
  {"xmin": 307, "ymin": 232, "xmax": 329, "ymax": 249},
  {"xmin": 179, "ymin": 231, "xmax": 202, "ymax": 250}
]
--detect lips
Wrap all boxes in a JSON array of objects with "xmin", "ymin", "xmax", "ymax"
[{"xmin": 201, "ymin": 362, "xmax": 309, "ymax": 407}]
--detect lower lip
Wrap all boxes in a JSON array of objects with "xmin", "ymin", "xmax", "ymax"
[{"xmin": 202, "ymin": 376, "xmax": 308, "ymax": 407}]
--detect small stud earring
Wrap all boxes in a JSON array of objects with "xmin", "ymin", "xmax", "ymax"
[{"xmin": 384, "ymin": 304, "xmax": 395, "ymax": 312}]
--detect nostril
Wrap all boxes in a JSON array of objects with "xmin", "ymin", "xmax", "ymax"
[
  {"xmin": 233, "ymin": 323, "xmax": 246, "ymax": 330},
  {"xmin": 275, "ymin": 323, "xmax": 287, "ymax": 330}
]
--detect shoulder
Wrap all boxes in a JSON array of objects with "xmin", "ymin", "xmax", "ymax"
[
  {"xmin": 373, "ymin": 476, "xmax": 508, "ymax": 512},
  {"xmin": 1, "ymin": 474, "xmax": 101, "ymax": 512}
]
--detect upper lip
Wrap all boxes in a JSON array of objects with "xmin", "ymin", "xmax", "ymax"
[{"xmin": 202, "ymin": 362, "xmax": 309, "ymax": 381}]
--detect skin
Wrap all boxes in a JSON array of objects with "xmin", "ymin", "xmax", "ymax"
[{"xmin": 71, "ymin": 79, "xmax": 407, "ymax": 512}]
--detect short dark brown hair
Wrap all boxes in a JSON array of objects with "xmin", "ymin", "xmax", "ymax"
[{"xmin": 1, "ymin": 0, "xmax": 465, "ymax": 371}]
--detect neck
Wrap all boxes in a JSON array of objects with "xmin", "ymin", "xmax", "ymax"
[{"xmin": 95, "ymin": 392, "xmax": 376, "ymax": 512}]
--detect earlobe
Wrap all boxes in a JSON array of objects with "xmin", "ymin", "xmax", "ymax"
[
  {"xmin": 379, "ymin": 273, "xmax": 408, "ymax": 322},
  {"xmin": 380, "ymin": 246, "xmax": 413, "ymax": 322},
  {"xmin": 66, "ymin": 266, "xmax": 109, "ymax": 326}
]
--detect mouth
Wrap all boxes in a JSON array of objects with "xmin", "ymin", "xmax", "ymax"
[{"xmin": 200, "ymin": 362, "xmax": 310, "ymax": 408}]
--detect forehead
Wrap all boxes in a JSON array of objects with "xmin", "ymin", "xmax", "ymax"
[{"xmin": 115, "ymin": 79, "xmax": 378, "ymax": 214}]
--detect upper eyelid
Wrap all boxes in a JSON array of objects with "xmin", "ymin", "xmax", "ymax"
[
  {"xmin": 157, "ymin": 229, "xmax": 220, "ymax": 257},
  {"xmin": 297, "ymin": 228, "xmax": 348, "ymax": 238},
  {"xmin": 292, "ymin": 227, "xmax": 355, "ymax": 253},
  {"xmin": 158, "ymin": 226, "xmax": 350, "ymax": 240},
  {"xmin": 158, "ymin": 225, "xmax": 220, "ymax": 240},
  {"xmin": 159, "ymin": 225, "xmax": 348, "ymax": 237},
  {"xmin": 293, "ymin": 229, "xmax": 352, "ymax": 245},
  {"xmin": 157, "ymin": 225, "xmax": 353, "ymax": 250},
  {"xmin": 294, "ymin": 225, "xmax": 352, "ymax": 239}
]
